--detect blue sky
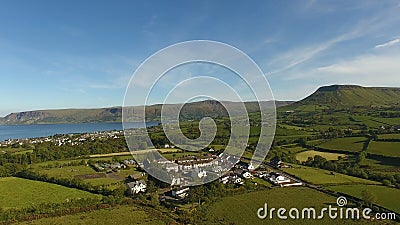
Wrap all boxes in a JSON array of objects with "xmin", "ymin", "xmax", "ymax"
[{"xmin": 1, "ymin": 0, "xmax": 400, "ymax": 116}]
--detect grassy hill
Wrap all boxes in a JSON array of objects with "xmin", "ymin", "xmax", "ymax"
[{"xmin": 287, "ymin": 85, "xmax": 400, "ymax": 110}]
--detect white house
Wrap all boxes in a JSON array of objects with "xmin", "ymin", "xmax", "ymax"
[
  {"xmin": 269, "ymin": 175, "xmax": 291, "ymax": 185},
  {"xmin": 220, "ymin": 175, "xmax": 230, "ymax": 184},
  {"xmin": 126, "ymin": 180, "xmax": 147, "ymax": 194},
  {"xmin": 242, "ymin": 171, "xmax": 253, "ymax": 179},
  {"xmin": 247, "ymin": 163, "xmax": 255, "ymax": 171},
  {"xmin": 172, "ymin": 187, "xmax": 190, "ymax": 199}
]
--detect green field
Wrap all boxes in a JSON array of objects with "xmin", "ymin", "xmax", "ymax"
[
  {"xmin": 0, "ymin": 177, "xmax": 100, "ymax": 209},
  {"xmin": 278, "ymin": 146, "xmax": 308, "ymax": 154},
  {"xmin": 0, "ymin": 146, "xmax": 33, "ymax": 154},
  {"xmin": 373, "ymin": 117, "xmax": 400, "ymax": 126},
  {"xmin": 33, "ymin": 164, "xmax": 140, "ymax": 189},
  {"xmin": 360, "ymin": 158, "xmax": 400, "ymax": 173},
  {"xmin": 37, "ymin": 165, "xmax": 98, "ymax": 178},
  {"xmin": 296, "ymin": 150, "xmax": 347, "ymax": 162},
  {"xmin": 378, "ymin": 134, "xmax": 400, "ymax": 139},
  {"xmin": 278, "ymin": 124, "xmax": 307, "ymax": 130},
  {"xmin": 83, "ymin": 178, "xmax": 122, "ymax": 189},
  {"xmin": 352, "ymin": 116, "xmax": 389, "ymax": 128},
  {"xmin": 317, "ymin": 137, "xmax": 368, "ymax": 153},
  {"xmin": 327, "ymin": 185, "xmax": 400, "ymax": 213},
  {"xmin": 205, "ymin": 187, "xmax": 371, "ymax": 225},
  {"xmin": 17, "ymin": 205, "xmax": 168, "ymax": 225},
  {"xmin": 282, "ymin": 165, "xmax": 379, "ymax": 185},
  {"xmin": 367, "ymin": 141, "xmax": 400, "ymax": 157}
]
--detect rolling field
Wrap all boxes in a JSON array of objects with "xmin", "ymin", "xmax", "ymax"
[
  {"xmin": 327, "ymin": 185, "xmax": 400, "ymax": 213},
  {"xmin": 317, "ymin": 137, "xmax": 367, "ymax": 153},
  {"xmin": 17, "ymin": 205, "xmax": 168, "ymax": 225},
  {"xmin": 83, "ymin": 178, "xmax": 122, "ymax": 189},
  {"xmin": 278, "ymin": 146, "xmax": 308, "ymax": 154},
  {"xmin": 282, "ymin": 165, "xmax": 379, "ymax": 185},
  {"xmin": 372, "ymin": 117, "xmax": 400, "ymax": 126},
  {"xmin": 33, "ymin": 164, "xmax": 140, "ymax": 189},
  {"xmin": 361, "ymin": 158, "xmax": 400, "ymax": 172},
  {"xmin": 0, "ymin": 146, "xmax": 33, "ymax": 154},
  {"xmin": 351, "ymin": 116, "xmax": 388, "ymax": 128},
  {"xmin": 0, "ymin": 177, "xmax": 100, "ymax": 209},
  {"xmin": 37, "ymin": 165, "xmax": 97, "ymax": 179},
  {"xmin": 378, "ymin": 134, "xmax": 400, "ymax": 139},
  {"xmin": 367, "ymin": 141, "xmax": 400, "ymax": 157},
  {"xmin": 205, "ymin": 187, "xmax": 372, "ymax": 225},
  {"xmin": 296, "ymin": 150, "xmax": 347, "ymax": 162}
]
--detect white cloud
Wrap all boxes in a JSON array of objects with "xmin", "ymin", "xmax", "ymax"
[
  {"xmin": 375, "ymin": 38, "xmax": 400, "ymax": 49},
  {"xmin": 284, "ymin": 50, "xmax": 400, "ymax": 87}
]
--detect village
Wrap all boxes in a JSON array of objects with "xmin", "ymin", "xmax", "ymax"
[
  {"xmin": 125, "ymin": 152, "xmax": 303, "ymax": 199},
  {"xmin": 0, "ymin": 130, "xmax": 124, "ymax": 148}
]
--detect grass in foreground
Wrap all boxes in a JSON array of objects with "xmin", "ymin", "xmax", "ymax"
[
  {"xmin": 205, "ymin": 187, "xmax": 373, "ymax": 225},
  {"xmin": 327, "ymin": 184, "xmax": 400, "ymax": 213},
  {"xmin": 0, "ymin": 177, "xmax": 100, "ymax": 209},
  {"xmin": 282, "ymin": 165, "xmax": 379, "ymax": 185},
  {"xmin": 16, "ymin": 205, "xmax": 167, "ymax": 225}
]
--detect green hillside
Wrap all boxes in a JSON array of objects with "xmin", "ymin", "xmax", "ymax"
[{"xmin": 288, "ymin": 85, "xmax": 400, "ymax": 109}]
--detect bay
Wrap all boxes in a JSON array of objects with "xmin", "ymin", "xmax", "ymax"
[{"xmin": 0, "ymin": 122, "xmax": 159, "ymax": 141}]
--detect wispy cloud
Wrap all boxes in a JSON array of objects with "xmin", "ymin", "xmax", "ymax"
[
  {"xmin": 375, "ymin": 37, "xmax": 400, "ymax": 49},
  {"xmin": 283, "ymin": 50, "xmax": 400, "ymax": 86},
  {"xmin": 265, "ymin": 1, "xmax": 400, "ymax": 77},
  {"xmin": 266, "ymin": 29, "xmax": 363, "ymax": 76}
]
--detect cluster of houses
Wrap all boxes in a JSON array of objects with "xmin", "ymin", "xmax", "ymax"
[
  {"xmin": 126, "ymin": 180, "xmax": 147, "ymax": 194},
  {"xmin": 157, "ymin": 153, "xmax": 238, "ymax": 174},
  {"xmin": 0, "ymin": 130, "xmax": 123, "ymax": 148}
]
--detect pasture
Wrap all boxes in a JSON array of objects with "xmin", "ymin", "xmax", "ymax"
[
  {"xmin": 37, "ymin": 165, "xmax": 97, "ymax": 179},
  {"xmin": 0, "ymin": 177, "xmax": 100, "ymax": 209},
  {"xmin": 317, "ymin": 137, "xmax": 367, "ymax": 153},
  {"xmin": 296, "ymin": 150, "xmax": 347, "ymax": 162},
  {"xmin": 367, "ymin": 141, "xmax": 400, "ymax": 157},
  {"xmin": 31, "ymin": 163, "xmax": 141, "ymax": 189},
  {"xmin": 282, "ymin": 165, "xmax": 379, "ymax": 185},
  {"xmin": 378, "ymin": 133, "xmax": 400, "ymax": 139},
  {"xmin": 327, "ymin": 184, "xmax": 400, "ymax": 213}
]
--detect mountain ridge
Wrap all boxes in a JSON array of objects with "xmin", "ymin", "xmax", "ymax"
[
  {"xmin": 0, "ymin": 100, "xmax": 293, "ymax": 125},
  {"xmin": 3, "ymin": 84, "xmax": 400, "ymax": 125}
]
